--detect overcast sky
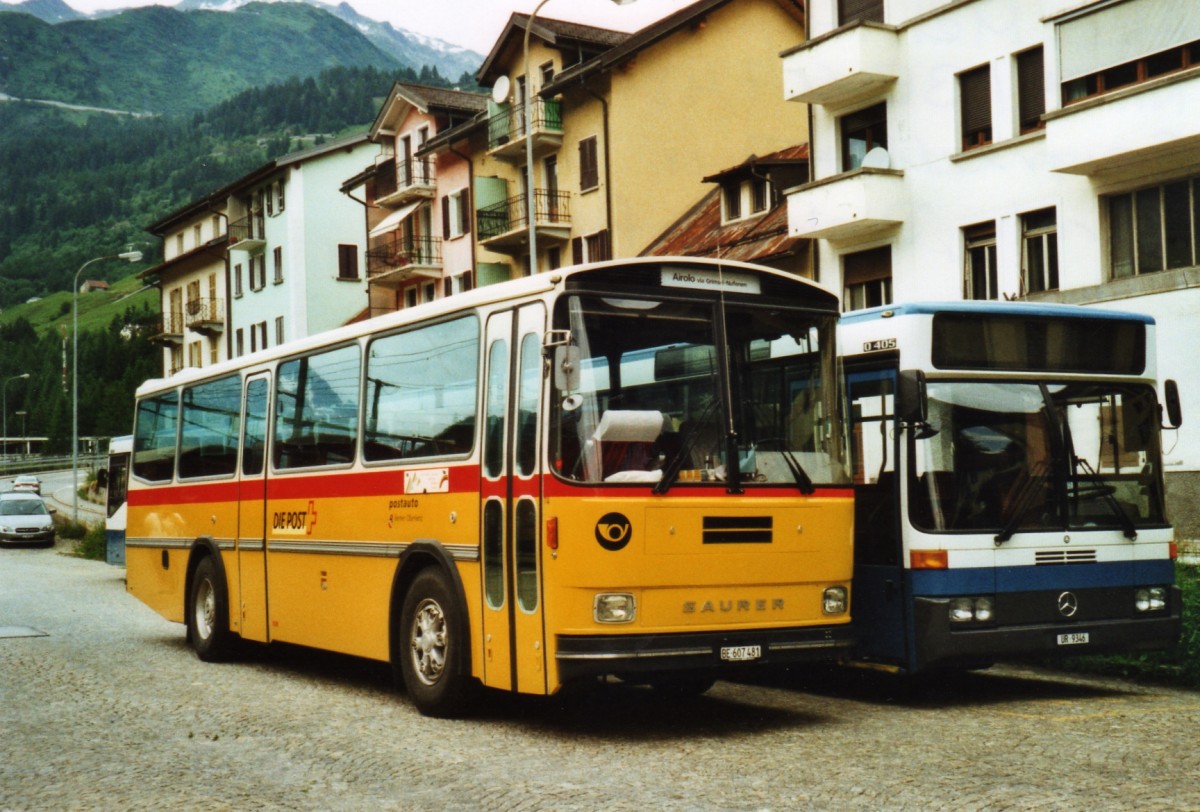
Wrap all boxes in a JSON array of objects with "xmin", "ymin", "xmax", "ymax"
[{"xmin": 54, "ymin": 0, "xmax": 698, "ymax": 54}]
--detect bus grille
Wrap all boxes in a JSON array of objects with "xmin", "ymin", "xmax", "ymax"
[
  {"xmin": 1035, "ymin": 549, "xmax": 1097, "ymax": 565},
  {"xmin": 702, "ymin": 516, "xmax": 772, "ymax": 544}
]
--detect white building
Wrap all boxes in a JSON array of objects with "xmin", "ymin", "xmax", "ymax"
[{"xmin": 782, "ymin": 0, "xmax": 1200, "ymax": 536}]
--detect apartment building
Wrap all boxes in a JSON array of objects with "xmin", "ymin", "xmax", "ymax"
[
  {"xmin": 781, "ymin": 0, "xmax": 1200, "ymax": 532},
  {"xmin": 145, "ymin": 134, "xmax": 376, "ymax": 376},
  {"xmin": 344, "ymin": 83, "xmax": 487, "ymax": 318}
]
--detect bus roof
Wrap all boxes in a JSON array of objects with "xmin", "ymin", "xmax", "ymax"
[
  {"xmin": 839, "ymin": 300, "xmax": 1156, "ymax": 326},
  {"xmin": 136, "ymin": 257, "xmax": 835, "ymax": 397}
]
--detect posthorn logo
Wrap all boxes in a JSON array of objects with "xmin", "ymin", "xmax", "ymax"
[{"xmin": 595, "ymin": 512, "xmax": 632, "ymax": 551}]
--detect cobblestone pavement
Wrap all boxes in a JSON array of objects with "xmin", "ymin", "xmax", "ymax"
[{"xmin": 3, "ymin": 542, "xmax": 1199, "ymax": 811}]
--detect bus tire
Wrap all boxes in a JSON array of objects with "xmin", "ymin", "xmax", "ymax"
[
  {"xmin": 188, "ymin": 555, "xmax": 236, "ymax": 662},
  {"xmin": 398, "ymin": 567, "xmax": 474, "ymax": 718}
]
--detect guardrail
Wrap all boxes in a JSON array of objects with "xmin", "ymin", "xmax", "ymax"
[{"xmin": 0, "ymin": 455, "xmax": 106, "ymax": 478}]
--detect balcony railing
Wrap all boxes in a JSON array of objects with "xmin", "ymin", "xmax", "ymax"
[
  {"xmin": 366, "ymin": 235, "xmax": 443, "ymax": 283},
  {"xmin": 487, "ymin": 98, "xmax": 564, "ymax": 161},
  {"xmin": 374, "ymin": 158, "xmax": 436, "ymax": 206},
  {"xmin": 185, "ymin": 298, "xmax": 225, "ymax": 333},
  {"xmin": 228, "ymin": 214, "xmax": 266, "ymax": 247},
  {"xmin": 478, "ymin": 191, "xmax": 571, "ymax": 245},
  {"xmin": 150, "ymin": 312, "xmax": 185, "ymax": 345}
]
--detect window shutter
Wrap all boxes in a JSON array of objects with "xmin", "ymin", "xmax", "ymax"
[
  {"xmin": 461, "ymin": 188, "xmax": 471, "ymax": 235},
  {"xmin": 572, "ymin": 237, "xmax": 584, "ymax": 265},
  {"xmin": 1016, "ymin": 48, "xmax": 1045, "ymax": 132},
  {"xmin": 442, "ymin": 196, "xmax": 451, "ymax": 239},
  {"xmin": 579, "ymin": 137, "xmax": 598, "ymax": 190},
  {"xmin": 960, "ymin": 65, "xmax": 992, "ymax": 145}
]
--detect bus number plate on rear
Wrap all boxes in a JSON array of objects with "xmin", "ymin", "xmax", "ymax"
[
  {"xmin": 720, "ymin": 645, "xmax": 762, "ymax": 662},
  {"xmin": 1057, "ymin": 632, "xmax": 1089, "ymax": 646}
]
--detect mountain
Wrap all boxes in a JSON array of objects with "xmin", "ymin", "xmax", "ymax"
[
  {"xmin": 0, "ymin": 2, "xmax": 406, "ymax": 114},
  {"xmin": 175, "ymin": 0, "xmax": 484, "ymax": 83},
  {"xmin": 0, "ymin": 0, "xmax": 83, "ymax": 23}
]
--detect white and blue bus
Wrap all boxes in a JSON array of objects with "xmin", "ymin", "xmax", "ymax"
[
  {"xmin": 105, "ymin": 435, "xmax": 132, "ymax": 566},
  {"xmin": 840, "ymin": 302, "xmax": 1182, "ymax": 674}
]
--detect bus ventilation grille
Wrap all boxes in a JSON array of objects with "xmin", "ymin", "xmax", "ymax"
[
  {"xmin": 702, "ymin": 516, "xmax": 773, "ymax": 544},
  {"xmin": 1035, "ymin": 549, "xmax": 1097, "ymax": 565}
]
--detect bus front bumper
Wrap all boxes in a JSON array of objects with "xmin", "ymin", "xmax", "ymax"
[
  {"xmin": 556, "ymin": 625, "xmax": 855, "ymax": 684},
  {"xmin": 913, "ymin": 587, "xmax": 1182, "ymax": 672}
]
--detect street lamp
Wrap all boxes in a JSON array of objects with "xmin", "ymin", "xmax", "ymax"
[
  {"xmin": 15, "ymin": 411, "xmax": 27, "ymax": 456},
  {"xmin": 73, "ymin": 250, "xmax": 143, "ymax": 522},
  {"xmin": 3, "ymin": 373, "xmax": 29, "ymax": 465},
  {"xmin": 523, "ymin": 0, "xmax": 635, "ymax": 275}
]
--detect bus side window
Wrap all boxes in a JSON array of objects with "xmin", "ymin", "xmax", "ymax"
[{"xmin": 274, "ymin": 344, "xmax": 361, "ymax": 470}]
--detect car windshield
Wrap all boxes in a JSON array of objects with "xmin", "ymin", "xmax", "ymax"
[
  {"xmin": 549, "ymin": 293, "xmax": 849, "ymax": 488},
  {"xmin": 910, "ymin": 381, "xmax": 1166, "ymax": 535},
  {"xmin": 1, "ymin": 499, "xmax": 48, "ymax": 516}
]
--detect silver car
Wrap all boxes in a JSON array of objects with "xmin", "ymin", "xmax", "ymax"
[{"xmin": 0, "ymin": 493, "xmax": 56, "ymax": 546}]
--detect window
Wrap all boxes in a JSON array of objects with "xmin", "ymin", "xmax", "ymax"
[
  {"xmin": 443, "ymin": 189, "xmax": 471, "ymax": 239},
  {"xmin": 273, "ymin": 246, "xmax": 283, "ymax": 284},
  {"xmin": 212, "ymin": 215, "xmax": 221, "ymax": 238},
  {"xmin": 579, "ymin": 136, "xmax": 599, "ymax": 191},
  {"xmin": 257, "ymin": 321, "xmax": 268, "ymax": 352},
  {"xmin": 364, "ymin": 316, "xmax": 479, "ymax": 462},
  {"xmin": 1016, "ymin": 47, "xmax": 1045, "ymax": 133},
  {"xmin": 193, "ymin": 224, "xmax": 202, "ymax": 246},
  {"xmin": 540, "ymin": 61, "xmax": 554, "ymax": 86},
  {"xmin": 276, "ymin": 180, "xmax": 285, "ymax": 213},
  {"xmin": 423, "ymin": 282, "xmax": 436, "ymax": 303},
  {"xmin": 255, "ymin": 255, "xmax": 267, "ymax": 291},
  {"xmin": 179, "ymin": 375, "xmax": 240, "ymax": 479},
  {"xmin": 964, "ymin": 222, "xmax": 999, "ymax": 300},
  {"xmin": 960, "ymin": 64, "xmax": 992, "ymax": 150},
  {"xmin": 723, "ymin": 182, "xmax": 742, "ymax": 220},
  {"xmin": 572, "ymin": 231, "xmax": 611, "ymax": 265},
  {"xmin": 176, "ymin": 234, "xmax": 184, "ymax": 256},
  {"xmin": 1022, "ymin": 208, "xmax": 1058, "ymax": 294},
  {"xmin": 274, "ymin": 344, "xmax": 361, "ymax": 469},
  {"xmin": 133, "ymin": 393, "xmax": 178, "ymax": 482},
  {"xmin": 1110, "ymin": 175, "xmax": 1200, "ymax": 278},
  {"xmin": 839, "ymin": 0, "xmax": 882, "ymax": 25},
  {"xmin": 547, "ymin": 247, "xmax": 561, "ymax": 270},
  {"xmin": 275, "ymin": 316, "xmax": 285, "ymax": 346},
  {"xmin": 187, "ymin": 341, "xmax": 203, "ymax": 369},
  {"xmin": 337, "ymin": 245, "xmax": 359, "ymax": 280},
  {"xmin": 405, "ymin": 287, "xmax": 418, "ymax": 308},
  {"xmin": 752, "ymin": 178, "xmax": 769, "ymax": 213},
  {"xmin": 842, "ymin": 246, "xmax": 892, "ymax": 312},
  {"xmin": 266, "ymin": 185, "xmax": 273, "ymax": 217},
  {"xmin": 235, "ymin": 328, "xmax": 244, "ymax": 358},
  {"xmin": 841, "ymin": 103, "xmax": 887, "ymax": 171},
  {"xmin": 233, "ymin": 264, "xmax": 243, "ymax": 298}
]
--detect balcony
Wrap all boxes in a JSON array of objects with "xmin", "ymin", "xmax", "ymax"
[
  {"xmin": 185, "ymin": 298, "xmax": 225, "ymax": 336},
  {"xmin": 782, "ymin": 22, "xmax": 899, "ymax": 107},
  {"xmin": 786, "ymin": 168, "xmax": 905, "ymax": 242},
  {"xmin": 366, "ymin": 235, "xmax": 443, "ymax": 288},
  {"xmin": 486, "ymin": 98, "xmax": 563, "ymax": 163},
  {"xmin": 478, "ymin": 191, "xmax": 571, "ymax": 253},
  {"xmin": 374, "ymin": 157, "xmax": 436, "ymax": 208},
  {"xmin": 228, "ymin": 214, "xmax": 266, "ymax": 253},
  {"xmin": 1046, "ymin": 69, "xmax": 1200, "ymax": 182},
  {"xmin": 150, "ymin": 312, "xmax": 184, "ymax": 345}
]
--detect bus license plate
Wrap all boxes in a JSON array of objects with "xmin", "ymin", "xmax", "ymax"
[
  {"xmin": 720, "ymin": 645, "xmax": 762, "ymax": 662},
  {"xmin": 1057, "ymin": 632, "xmax": 1089, "ymax": 646}
]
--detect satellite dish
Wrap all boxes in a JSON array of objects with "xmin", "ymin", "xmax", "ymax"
[
  {"xmin": 491, "ymin": 75, "xmax": 511, "ymax": 104},
  {"xmin": 861, "ymin": 146, "xmax": 891, "ymax": 169}
]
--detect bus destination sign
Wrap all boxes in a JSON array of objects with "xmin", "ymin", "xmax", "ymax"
[{"xmin": 863, "ymin": 338, "xmax": 897, "ymax": 353}]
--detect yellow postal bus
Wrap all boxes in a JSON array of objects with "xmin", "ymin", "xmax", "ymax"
[{"xmin": 126, "ymin": 258, "xmax": 854, "ymax": 716}]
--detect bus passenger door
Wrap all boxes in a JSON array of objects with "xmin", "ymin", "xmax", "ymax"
[
  {"xmin": 237, "ymin": 373, "xmax": 271, "ymax": 643},
  {"xmin": 847, "ymin": 365, "xmax": 908, "ymax": 664},
  {"xmin": 480, "ymin": 304, "xmax": 548, "ymax": 694}
]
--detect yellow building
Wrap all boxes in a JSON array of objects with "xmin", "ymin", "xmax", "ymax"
[{"xmin": 443, "ymin": 0, "xmax": 807, "ymax": 282}]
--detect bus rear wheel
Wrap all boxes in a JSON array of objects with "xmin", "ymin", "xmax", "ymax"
[
  {"xmin": 398, "ymin": 567, "xmax": 474, "ymax": 718},
  {"xmin": 188, "ymin": 555, "xmax": 236, "ymax": 662}
]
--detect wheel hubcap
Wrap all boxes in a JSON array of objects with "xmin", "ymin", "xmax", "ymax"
[
  {"xmin": 195, "ymin": 579, "xmax": 215, "ymax": 640},
  {"xmin": 410, "ymin": 598, "xmax": 447, "ymax": 686}
]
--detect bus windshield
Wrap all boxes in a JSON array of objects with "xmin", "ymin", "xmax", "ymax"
[
  {"xmin": 910, "ymin": 381, "xmax": 1166, "ymax": 535},
  {"xmin": 551, "ymin": 294, "xmax": 849, "ymax": 488}
]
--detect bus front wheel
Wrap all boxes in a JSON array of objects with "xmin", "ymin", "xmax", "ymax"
[
  {"xmin": 398, "ymin": 567, "xmax": 474, "ymax": 717},
  {"xmin": 188, "ymin": 555, "xmax": 235, "ymax": 662}
]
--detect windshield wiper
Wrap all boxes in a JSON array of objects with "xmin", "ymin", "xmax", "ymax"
[
  {"xmin": 1070, "ymin": 456, "xmax": 1138, "ymax": 541},
  {"xmin": 994, "ymin": 460, "xmax": 1048, "ymax": 545},
  {"xmin": 653, "ymin": 399, "xmax": 716, "ymax": 495},
  {"xmin": 754, "ymin": 438, "xmax": 815, "ymax": 495}
]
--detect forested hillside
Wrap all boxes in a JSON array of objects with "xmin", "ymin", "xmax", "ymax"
[{"xmin": 0, "ymin": 64, "xmax": 430, "ymax": 310}]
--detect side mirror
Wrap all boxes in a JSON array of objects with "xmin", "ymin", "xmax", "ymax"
[
  {"xmin": 554, "ymin": 345, "xmax": 581, "ymax": 393},
  {"xmin": 1164, "ymin": 379, "xmax": 1182, "ymax": 429},
  {"xmin": 896, "ymin": 369, "xmax": 928, "ymax": 425}
]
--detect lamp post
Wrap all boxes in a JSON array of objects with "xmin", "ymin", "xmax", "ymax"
[
  {"xmin": 73, "ymin": 250, "xmax": 142, "ymax": 521},
  {"xmin": 3, "ymin": 373, "xmax": 29, "ymax": 465},
  {"xmin": 15, "ymin": 411, "xmax": 27, "ymax": 457},
  {"xmin": 523, "ymin": 0, "xmax": 635, "ymax": 275}
]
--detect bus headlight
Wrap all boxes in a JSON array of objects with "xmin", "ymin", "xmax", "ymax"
[
  {"xmin": 949, "ymin": 597, "xmax": 994, "ymax": 624},
  {"xmin": 1135, "ymin": 587, "xmax": 1167, "ymax": 613},
  {"xmin": 594, "ymin": 593, "xmax": 636, "ymax": 624},
  {"xmin": 823, "ymin": 586, "xmax": 847, "ymax": 615}
]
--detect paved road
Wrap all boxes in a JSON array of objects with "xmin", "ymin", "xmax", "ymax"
[{"xmin": 2, "ymin": 543, "xmax": 1199, "ymax": 810}]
